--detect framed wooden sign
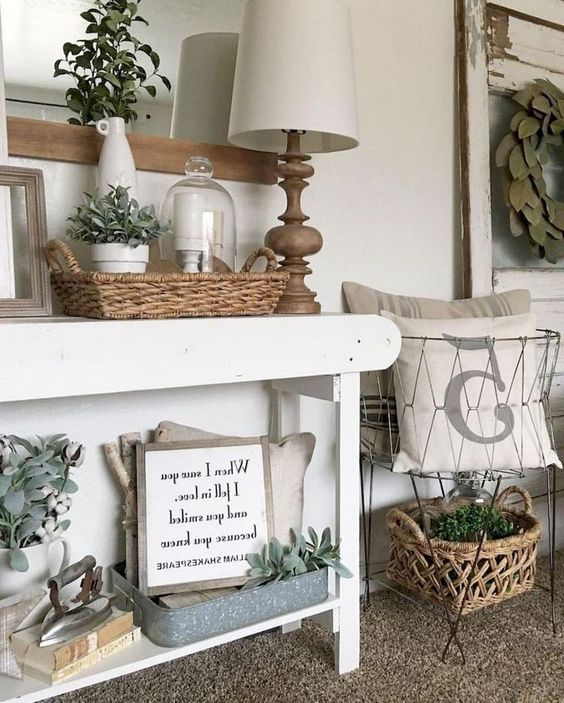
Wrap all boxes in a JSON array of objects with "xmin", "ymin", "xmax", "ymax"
[{"xmin": 136, "ymin": 437, "xmax": 274, "ymax": 596}]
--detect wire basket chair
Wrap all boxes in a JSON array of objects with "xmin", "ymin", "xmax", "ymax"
[{"xmin": 359, "ymin": 329, "xmax": 561, "ymax": 662}]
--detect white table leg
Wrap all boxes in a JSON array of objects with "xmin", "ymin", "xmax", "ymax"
[
  {"xmin": 334, "ymin": 372, "xmax": 360, "ymax": 674},
  {"xmin": 281, "ymin": 620, "xmax": 302, "ymax": 634}
]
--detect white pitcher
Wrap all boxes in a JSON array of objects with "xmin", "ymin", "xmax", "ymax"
[
  {"xmin": 0, "ymin": 539, "xmax": 71, "ymax": 600},
  {"xmin": 96, "ymin": 117, "xmax": 137, "ymax": 199},
  {"xmin": 0, "ymin": 539, "xmax": 71, "ymax": 628}
]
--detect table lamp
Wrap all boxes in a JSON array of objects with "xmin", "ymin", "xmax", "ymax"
[
  {"xmin": 171, "ymin": 33, "xmax": 239, "ymax": 146},
  {"xmin": 228, "ymin": 0, "xmax": 359, "ymax": 314}
]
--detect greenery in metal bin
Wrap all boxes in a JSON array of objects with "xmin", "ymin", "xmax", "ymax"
[
  {"xmin": 67, "ymin": 185, "xmax": 169, "ymax": 247},
  {"xmin": 53, "ymin": 0, "xmax": 171, "ymax": 125},
  {"xmin": 432, "ymin": 504, "xmax": 516, "ymax": 543},
  {"xmin": 243, "ymin": 526, "xmax": 353, "ymax": 590},
  {"xmin": 0, "ymin": 434, "xmax": 85, "ymax": 571}
]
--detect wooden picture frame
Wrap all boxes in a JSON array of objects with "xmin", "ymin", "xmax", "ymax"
[
  {"xmin": 0, "ymin": 165, "xmax": 51, "ymax": 317},
  {"xmin": 137, "ymin": 437, "xmax": 274, "ymax": 596},
  {"xmin": 457, "ymin": 0, "xmax": 564, "ymax": 297}
]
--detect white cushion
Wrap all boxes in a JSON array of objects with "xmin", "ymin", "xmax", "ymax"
[
  {"xmin": 155, "ymin": 421, "xmax": 315, "ymax": 541},
  {"xmin": 381, "ymin": 312, "xmax": 561, "ymax": 474},
  {"xmin": 342, "ymin": 283, "xmax": 531, "ymax": 460}
]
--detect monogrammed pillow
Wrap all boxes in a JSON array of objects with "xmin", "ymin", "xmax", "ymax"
[
  {"xmin": 342, "ymin": 283, "xmax": 532, "ymax": 461},
  {"xmin": 381, "ymin": 312, "xmax": 561, "ymax": 474},
  {"xmin": 155, "ymin": 421, "xmax": 315, "ymax": 541}
]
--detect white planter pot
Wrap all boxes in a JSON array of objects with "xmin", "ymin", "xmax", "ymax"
[
  {"xmin": 91, "ymin": 243, "xmax": 149, "ymax": 273},
  {"xmin": 96, "ymin": 116, "xmax": 137, "ymax": 198},
  {"xmin": 0, "ymin": 539, "xmax": 71, "ymax": 600},
  {"xmin": 0, "ymin": 539, "xmax": 71, "ymax": 627}
]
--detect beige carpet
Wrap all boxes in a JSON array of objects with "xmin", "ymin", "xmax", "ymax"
[{"xmin": 48, "ymin": 558, "xmax": 564, "ymax": 703}]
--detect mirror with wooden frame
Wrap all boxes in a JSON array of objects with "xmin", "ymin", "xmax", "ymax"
[{"xmin": 0, "ymin": 0, "xmax": 276, "ymax": 185}]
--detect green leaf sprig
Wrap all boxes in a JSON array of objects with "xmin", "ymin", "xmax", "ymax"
[
  {"xmin": 0, "ymin": 435, "xmax": 85, "ymax": 572},
  {"xmin": 432, "ymin": 503, "xmax": 515, "ymax": 543},
  {"xmin": 243, "ymin": 526, "xmax": 353, "ymax": 590},
  {"xmin": 67, "ymin": 185, "xmax": 169, "ymax": 246},
  {"xmin": 53, "ymin": 0, "xmax": 171, "ymax": 125},
  {"xmin": 496, "ymin": 78, "xmax": 564, "ymax": 263}
]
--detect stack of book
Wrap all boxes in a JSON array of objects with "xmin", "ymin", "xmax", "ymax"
[{"xmin": 11, "ymin": 608, "xmax": 140, "ymax": 684}]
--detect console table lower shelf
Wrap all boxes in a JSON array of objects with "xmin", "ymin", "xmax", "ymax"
[{"xmin": 2, "ymin": 595, "xmax": 340, "ymax": 703}]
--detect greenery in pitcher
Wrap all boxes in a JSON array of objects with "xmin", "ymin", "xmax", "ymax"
[
  {"xmin": 53, "ymin": 0, "xmax": 171, "ymax": 125},
  {"xmin": 67, "ymin": 185, "xmax": 169, "ymax": 246},
  {"xmin": 431, "ymin": 504, "xmax": 516, "ymax": 543},
  {"xmin": 243, "ymin": 527, "xmax": 353, "ymax": 590},
  {"xmin": 0, "ymin": 434, "xmax": 85, "ymax": 572}
]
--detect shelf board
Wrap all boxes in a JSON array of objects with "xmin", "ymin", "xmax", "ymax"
[
  {"xmin": 7, "ymin": 117, "xmax": 277, "ymax": 185},
  {"xmin": 2, "ymin": 596, "xmax": 339, "ymax": 703},
  {"xmin": 0, "ymin": 314, "xmax": 400, "ymax": 402}
]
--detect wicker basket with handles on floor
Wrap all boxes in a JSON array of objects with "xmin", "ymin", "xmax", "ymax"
[{"xmin": 386, "ymin": 485, "xmax": 541, "ymax": 616}]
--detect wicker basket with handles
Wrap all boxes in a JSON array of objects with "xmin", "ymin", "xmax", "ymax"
[
  {"xmin": 46, "ymin": 239, "xmax": 289, "ymax": 320},
  {"xmin": 386, "ymin": 485, "xmax": 541, "ymax": 616}
]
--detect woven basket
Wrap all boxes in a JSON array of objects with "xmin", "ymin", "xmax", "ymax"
[
  {"xmin": 386, "ymin": 486, "xmax": 541, "ymax": 616},
  {"xmin": 46, "ymin": 240, "xmax": 289, "ymax": 319}
]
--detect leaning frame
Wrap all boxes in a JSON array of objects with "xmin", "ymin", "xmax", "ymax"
[
  {"xmin": 457, "ymin": 1, "xmax": 564, "ymax": 298},
  {"xmin": 0, "ymin": 166, "xmax": 51, "ymax": 317}
]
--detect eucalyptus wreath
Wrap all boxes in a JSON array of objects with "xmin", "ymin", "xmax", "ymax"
[
  {"xmin": 496, "ymin": 78, "xmax": 564, "ymax": 263},
  {"xmin": 53, "ymin": 0, "xmax": 171, "ymax": 125}
]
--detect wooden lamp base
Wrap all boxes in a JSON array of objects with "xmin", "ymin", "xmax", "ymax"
[{"xmin": 266, "ymin": 131, "xmax": 322, "ymax": 314}]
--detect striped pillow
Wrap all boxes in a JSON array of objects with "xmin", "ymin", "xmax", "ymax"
[
  {"xmin": 343, "ymin": 283, "xmax": 531, "ymax": 462},
  {"xmin": 342, "ymin": 283, "xmax": 530, "ymax": 319}
]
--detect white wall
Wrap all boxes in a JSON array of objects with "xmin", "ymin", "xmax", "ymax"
[{"xmin": 3, "ymin": 0, "xmax": 561, "ymax": 579}]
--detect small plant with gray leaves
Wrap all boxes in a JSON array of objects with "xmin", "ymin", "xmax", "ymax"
[
  {"xmin": 243, "ymin": 527, "xmax": 352, "ymax": 590},
  {"xmin": 67, "ymin": 185, "xmax": 169, "ymax": 247},
  {"xmin": 0, "ymin": 434, "xmax": 85, "ymax": 571}
]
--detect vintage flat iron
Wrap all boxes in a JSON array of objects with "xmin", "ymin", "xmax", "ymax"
[{"xmin": 39, "ymin": 555, "xmax": 112, "ymax": 647}]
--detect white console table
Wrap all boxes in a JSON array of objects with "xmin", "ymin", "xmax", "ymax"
[{"xmin": 0, "ymin": 313, "xmax": 400, "ymax": 703}]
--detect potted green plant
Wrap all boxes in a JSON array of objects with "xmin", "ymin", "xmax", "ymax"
[
  {"xmin": 53, "ymin": 0, "xmax": 171, "ymax": 126},
  {"xmin": 243, "ymin": 526, "xmax": 352, "ymax": 590},
  {"xmin": 0, "ymin": 433, "xmax": 85, "ymax": 593},
  {"xmin": 67, "ymin": 185, "xmax": 169, "ymax": 273}
]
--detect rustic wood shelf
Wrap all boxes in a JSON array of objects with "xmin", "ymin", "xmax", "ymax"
[{"xmin": 7, "ymin": 117, "xmax": 277, "ymax": 185}]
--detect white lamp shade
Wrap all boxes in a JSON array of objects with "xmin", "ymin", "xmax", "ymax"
[
  {"xmin": 228, "ymin": 0, "xmax": 359, "ymax": 154},
  {"xmin": 171, "ymin": 33, "xmax": 239, "ymax": 146}
]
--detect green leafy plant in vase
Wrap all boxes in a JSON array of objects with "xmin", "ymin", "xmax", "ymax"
[
  {"xmin": 67, "ymin": 185, "xmax": 170, "ymax": 273},
  {"xmin": 53, "ymin": 0, "xmax": 171, "ymax": 126},
  {"xmin": 243, "ymin": 527, "xmax": 353, "ymax": 590},
  {"xmin": 0, "ymin": 434, "xmax": 85, "ymax": 572}
]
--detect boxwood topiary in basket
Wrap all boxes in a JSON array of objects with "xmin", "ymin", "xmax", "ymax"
[
  {"xmin": 431, "ymin": 504, "xmax": 516, "ymax": 543},
  {"xmin": 386, "ymin": 486, "xmax": 541, "ymax": 615}
]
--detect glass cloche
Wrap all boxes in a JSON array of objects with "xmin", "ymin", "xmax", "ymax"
[
  {"xmin": 160, "ymin": 156, "xmax": 237, "ymax": 273},
  {"xmin": 442, "ymin": 478, "xmax": 493, "ymax": 510}
]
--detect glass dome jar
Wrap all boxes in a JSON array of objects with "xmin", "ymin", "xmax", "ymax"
[
  {"xmin": 442, "ymin": 478, "xmax": 493, "ymax": 511},
  {"xmin": 160, "ymin": 156, "xmax": 237, "ymax": 273}
]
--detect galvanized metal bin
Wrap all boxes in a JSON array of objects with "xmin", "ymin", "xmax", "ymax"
[{"xmin": 111, "ymin": 563, "xmax": 329, "ymax": 648}]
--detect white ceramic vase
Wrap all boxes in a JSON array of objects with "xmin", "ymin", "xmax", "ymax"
[
  {"xmin": 91, "ymin": 242, "xmax": 149, "ymax": 273},
  {"xmin": 96, "ymin": 117, "xmax": 137, "ymax": 198},
  {"xmin": 0, "ymin": 538, "xmax": 71, "ymax": 600}
]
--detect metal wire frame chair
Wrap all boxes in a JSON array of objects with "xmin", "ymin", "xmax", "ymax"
[{"xmin": 359, "ymin": 329, "xmax": 561, "ymax": 663}]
